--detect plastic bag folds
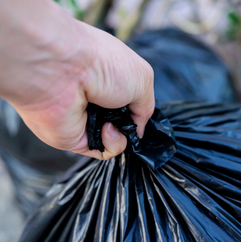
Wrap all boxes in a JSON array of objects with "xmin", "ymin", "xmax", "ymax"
[
  {"xmin": 87, "ymin": 103, "xmax": 177, "ymax": 170},
  {"xmin": 20, "ymin": 101, "xmax": 241, "ymax": 242}
]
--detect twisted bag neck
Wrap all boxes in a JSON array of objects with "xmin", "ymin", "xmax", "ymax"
[{"xmin": 87, "ymin": 103, "xmax": 177, "ymax": 170}]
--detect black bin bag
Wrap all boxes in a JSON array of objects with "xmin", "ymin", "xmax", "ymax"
[
  {"xmin": 127, "ymin": 28, "xmax": 237, "ymax": 103},
  {"xmin": 20, "ymin": 102, "xmax": 241, "ymax": 242},
  {"xmin": 0, "ymin": 99, "xmax": 81, "ymax": 215},
  {"xmin": 0, "ymin": 28, "xmax": 237, "ymax": 217}
]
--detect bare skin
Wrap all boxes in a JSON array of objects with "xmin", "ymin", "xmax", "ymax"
[{"xmin": 0, "ymin": 0, "xmax": 155, "ymax": 160}]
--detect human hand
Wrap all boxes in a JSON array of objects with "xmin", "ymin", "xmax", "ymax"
[{"xmin": 0, "ymin": 0, "xmax": 154, "ymax": 160}]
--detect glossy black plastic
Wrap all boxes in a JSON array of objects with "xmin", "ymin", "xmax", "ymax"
[
  {"xmin": 127, "ymin": 28, "xmax": 237, "ymax": 103},
  {"xmin": 0, "ymin": 28, "xmax": 237, "ymax": 216},
  {"xmin": 87, "ymin": 103, "xmax": 176, "ymax": 170},
  {"xmin": 20, "ymin": 102, "xmax": 241, "ymax": 242}
]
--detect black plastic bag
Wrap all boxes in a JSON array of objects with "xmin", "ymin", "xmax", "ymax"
[
  {"xmin": 20, "ymin": 102, "xmax": 241, "ymax": 242},
  {"xmin": 127, "ymin": 28, "xmax": 237, "ymax": 103},
  {"xmin": 0, "ymin": 28, "xmax": 237, "ymax": 216},
  {"xmin": 0, "ymin": 99, "xmax": 81, "ymax": 215}
]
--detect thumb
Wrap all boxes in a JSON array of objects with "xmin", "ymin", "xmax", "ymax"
[
  {"xmin": 101, "ymin": 122, "xmax": 127, "ymax": 160},
  {"xmin": 72, "ymin": 122, "xmax": 127, "ymax": 160}
]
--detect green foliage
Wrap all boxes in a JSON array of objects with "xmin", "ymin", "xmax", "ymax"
[
  {"xmin": 226, "ymin": 11, "xmax": 241, "ymax": 40},
  {"xmin": 54, "ymin": 0, "xmax": 85, "ymax": 20},
  {"xmin": 69, "ymin": 0, "xmax": 85, "ymax": 20}
]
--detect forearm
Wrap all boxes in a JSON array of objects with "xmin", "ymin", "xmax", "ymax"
[
  {"xmin": 0, "ymin": 0, "xmax": 92, "ymax": 107},
  {"xmin": 0, "ymin": 0, "xmax": 62, "ymax": 36}
]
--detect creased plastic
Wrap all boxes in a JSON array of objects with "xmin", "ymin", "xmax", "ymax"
[
  {"xmin": 87, "ymin": 103, "xmax": 176, "ymax": 170},
  {"xmin": 0, "ymin": 28, "xmax": 237, "ymax": 216},
  {"xmin": 20, "ymin": 102, "xmax": 241, "ymax": 242},
  {"xmin": 0, "ymin": 99, "xmax": 80, "ymax": 215},
  {"xmin": 127, "ymin": 28, "xmax": 237, "ymax": 104}
]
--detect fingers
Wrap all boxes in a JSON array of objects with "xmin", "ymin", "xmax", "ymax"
[
  {"xmin": 71, "ymin": 122, "xmax": 127, "ymax": 160},
  {"xmin": 129, "ymin": 61, "xmax": 155, "ymax": 138},
  {"xmin": 86, "ymin": 28, "xmax": 155, "ymax": 139}
]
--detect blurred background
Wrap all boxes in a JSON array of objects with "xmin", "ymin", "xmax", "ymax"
[
  {"xmin": 54, "ymin": 0, "xmax": 241, "ymax": 100},
  {"xmin": 1, "ymin": 0, "xmax": 241, "ymax": 241}
]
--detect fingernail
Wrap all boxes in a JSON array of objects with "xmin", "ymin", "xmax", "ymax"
[{"xmin": 108, "ymin": 123, "xmax": 120, "ymax": 140}]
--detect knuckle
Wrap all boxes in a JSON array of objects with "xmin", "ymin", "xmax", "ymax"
[
  {"xmin": 147, "ymin": 100, "xmax": 155, "ymax": 117},
  {"xmin": 138, "ymin": 61, "xmax": 154, "ymax": 98},
  {"xmin": 144, "ymin": 61, "xmax": 154, "ymax": 84}
]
